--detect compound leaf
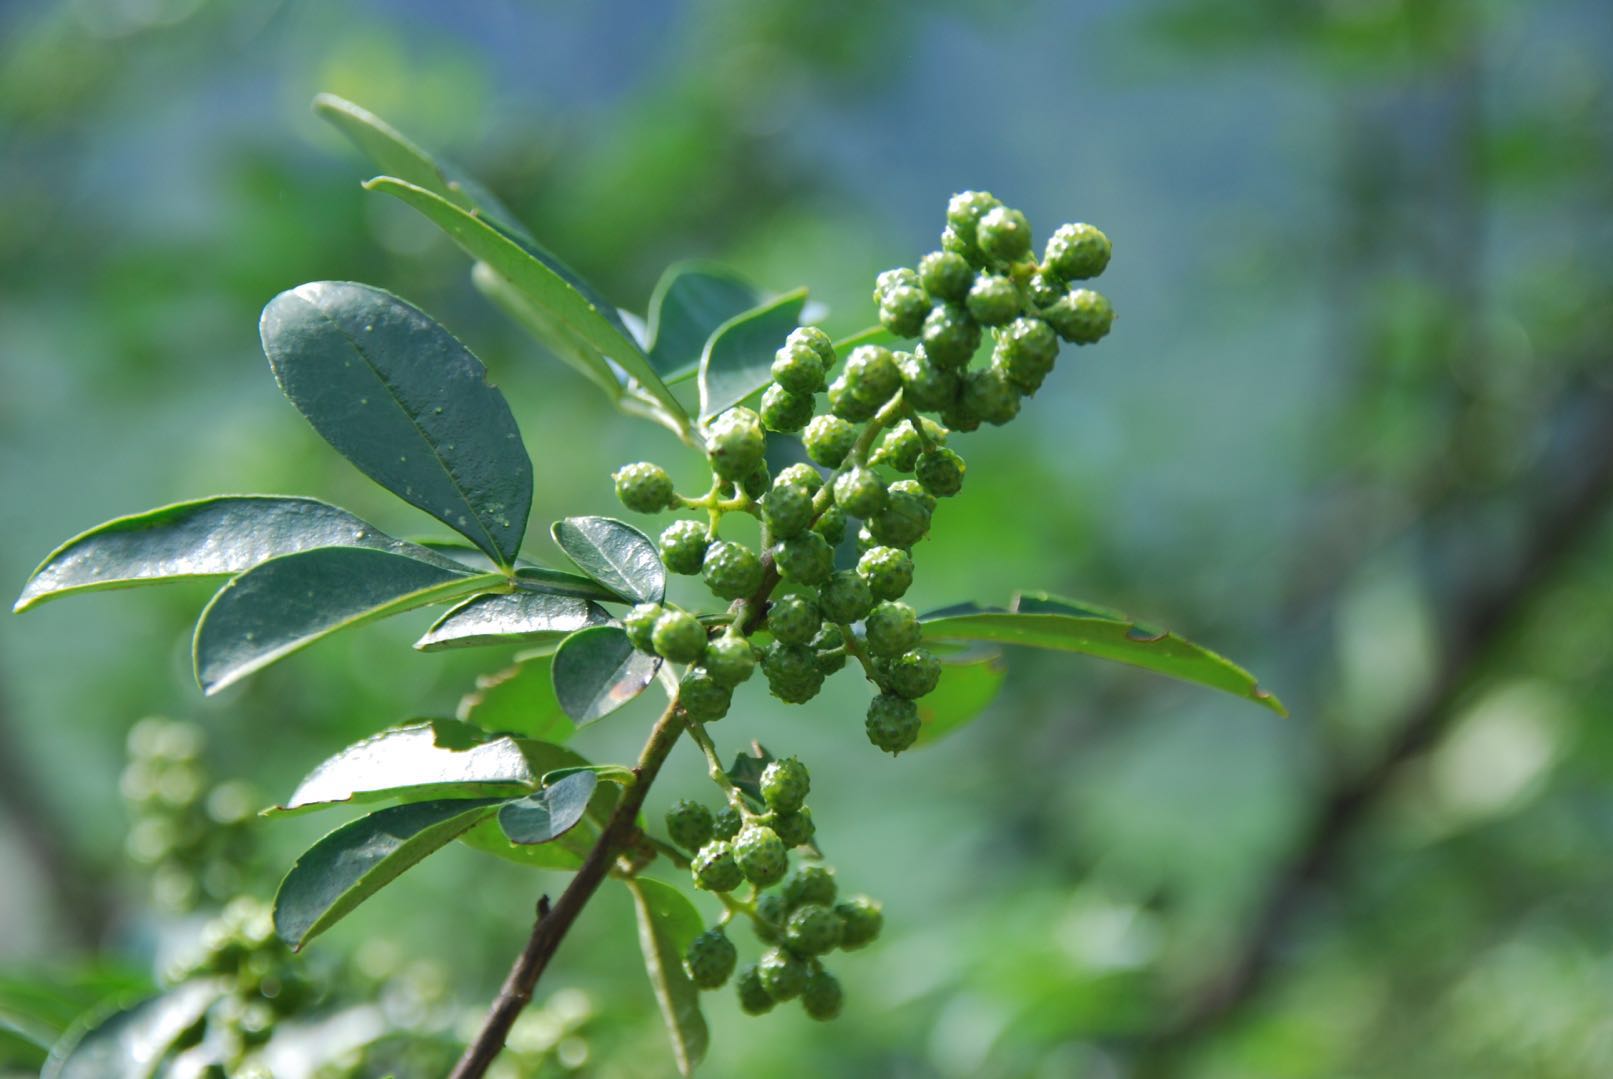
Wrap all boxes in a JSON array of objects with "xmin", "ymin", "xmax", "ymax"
[
  {"xmin": 415, "ymin": 590, "xmax": 608, "ymax": 651},
  {"xmin": 551, "ymin": 516, "xmax": 664, "ymax": 604},
  {"xmin": 551, "ymin": 625, "xmax": 661, "ymax": 725},
  {"xmin": 624, "ymin": 877, "xmax": 708, "ymax": 1077},
  {"xmin": 697, "ymin": 288, "xmax": 807, "ymax": 420}
]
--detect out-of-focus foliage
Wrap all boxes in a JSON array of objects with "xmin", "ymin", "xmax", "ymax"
[{"xmin": 1, "ymin": 0, "xmax": 1609, "ymax": 1076}]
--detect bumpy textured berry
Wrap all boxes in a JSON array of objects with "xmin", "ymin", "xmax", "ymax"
[
  {"xmin": 872, "ymin": 268, "xmax": 921, "ymax": 306},
  {"xmin": 1044, "ymin": 222, "xmax": 1111, "ymax": 281},
  {"xmin": 624, "ymin": 602, "xmax": 663, "ymax": 652},
  {"xmin": 871, "ymin": 421, "xmax": 924, "ymax": 472},
  {"xmin": 818, "ymin": 570, "xmax": 874, "ymax": 624},
  {"xmin": 864, "ymin": 601, "xmax": 921, "ymax": 658},
  {"xmin": 945, "ymin": 190, "xmax": 1003, "ymax": 262},
  {"xmin": 702, "ymin": 540, "xmax": 762, "ymax": 600},
  {"xmin": 659, "ymin": 520, "xmax": 711, "ymax": 575},
  {"xmin": 685, "ymin": 928, "xmax": 738, "ymax": 989},
  {"xmin": 879, "ymin": 284, "xmax": 930, "ymax": 338},
  {"xmin": 759, "ymin": 757, "xmax": 811, "ymax": 814},
  {"xmin": 733, "ymin": 824, "xmax": 788, "ymax": 887},
  {"xmin": 842, "ymin": 345, "xmax": 902, "ymax": 407},
  {"xmin": 915, "ymin": 448, "xmax": 966, "ymax": 497},
  {"xmin": 679, "ymin": 667, "xmax": 732, "ymax": 721},
  {"xmin": 977, "ymin": 205, "xmax": 1032, "ymax": 263},
  {"xmin": 704, "ymin": 635, "xmax": 757, "ymax": 688},
  {"xmin": 961, "ymin": 366, "xmax": 1021, "ymax": 427},
  {"xmin": 712, "ymin": 805, "xmax": 743, "ymax": 840},
  {"xmin": 782, "ymin": 865, "xmax": 837, "ymax": 909},
  {"xmin": 803, "ymin": 415, "xmax": 858, "ymax": 468},
  {"xmin": 827, "ymin": 374, "xmax": 881, "ymax": 422},
  {"xmin": 652, "ymin": 609, "xmax": 707, "ymax": 664},
  {"xmin": 890, "ymin": 478, "xmax": 936, "ymax": 512},
  {"xmin": 811, "ymin": 505, "xmax": 848, "ymax": 545},
  {"xmin": 692, "ymin": 840, "xmax": 743, "ymax": 892},
  {"xmin": 762, "ymin": 480, "xmax": 815, "ymax": 538},
  {"xmin": 1028, "ymin": 270, "xmax": 1064, "ymax": 307},
  {"xmin": 666, "ymin": 800, "xmax": 714, "ymax": 852},
  {"xmin": 940, "ymin": 396, "xmax": 981, "ymax": 433},
  {"xmin": 1044, "ymin": 287, "xmax": 1114, "ymax": 344},
  {"xmin": 613, "ymin": 462, "xmax": 674, "ymax": 513},
  {"xmin": 896, "ymin": 348, "xmax": 959, "ymax": 412},
  {"xmin": 762, "ymin": 642, "xmax": 825, "ymax": 704},
  {"xmin": 784, "ymin": 903, "xmax": 843, "ymax": 956},
  {"xmin": 856, "ymin": 546, "xmax": 914, "ymax": 601},
  {"xmin": 815, "ymin": 647, "xmax": 847, "ymax": 676},
  {"xmin": 866, "ymin": 693, "xmax": 921, "ymax": 754},
  {"xmin": 771, "ymin": 341, "xmax": 826, "ymax": 396},
  {"xmin": 868, "ymin": 486, "xmax": 932, "ymax": 548},
  {"xmin": 921, "ymin": 302, "xmax": 982, "ymax": 369},
  {"xmin": 760, "ymin": 383, "xmax": 814, "ymax": 433},
  {"xmin": 736, "ymin": 964, "xmax": 775, "ymax": 1014},
  {"xmin": 757, "ymin": 946, "xmax": 809, "ymax": 1001},
  {"xmin": 966, "ymin": 273, "xmax": 1021, "ymax": 326},
  {"xmin": 704, "ymin": 407, "xmax": 765, "ymax": 480},
  {"xmin": 767, "ymin": 593, "xmax": 821, "ymax": 646},
  {"xmin": 788, "ymin": 325, "xmax": 837, "ymax": 369},
  {"xmin": 774, "ymin": 532, "xmax": 834, "ymax": 586},
  {"xmin": 918, "ymin": 249, "xmax": 974, "ymax": 302},
  {"xmin": 755, "ymin": 892, "xmax": 788, "ymax": 943},
  {"xmin": 835, "ymin": 896, "xmax": 884, "ymax": 949},
  {"xmin": 885, "ymin": 648, "xmax": 942, "ymax": 699},
  {"xmin": 741, "ymin": 462, "xmax": 770, "ymax": 500},
  {"xmin": 801, "ymin": 965, "xmax": 844, "ymax": 1021},
  {"xmin": 777, "ymin": 462, "xmax": 823, "ymax": 492},
  {"xmin": 832, "ymin": 467, "xmax": 888, "ymax": 519},
  {"xmin": 995, "ymin": 316, "xmax": 1059, "ymax": 393},
  {"xmin": 941, "ymin": 223, "xmax": 975, "ymax": 262},
  {"xmin": 768, "ymin": 807, "xmax": 816, "ymax": 848}
]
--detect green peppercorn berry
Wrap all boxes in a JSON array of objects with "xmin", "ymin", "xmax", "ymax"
[
  {"xmin": 870, "ymin": 420, "xmax": 923, "ymax": 472},
  {"xmin": 946, "ymin": 191, "xmax": 1003, "ymax": 255},
  {"xmin": 762, "ymin": 641, "xmax": 825, "ymax": 704},
  {"xmin": 857, "ymin": 546, "xmax": 914, "ymax": 601},
  {"xmin": 872, "ymin": 268, "xmax": 921, "ymax": 307},
  {"xmin": 777, "ymin": 462, "xmax": 823, "ymax": 492},
  {"xmin": 897, "ymin": 347, "xmax": 960, "ymax": 412},
  {"xmin": 915, "ymin": 447, "xmax": 966, "ymax": 498},
  {"xmin": 866, "ymin": 693, "xmax": 921, "ymax": 754},
  {"xmin": 692, "ymin": 840, "xmax": 743, "ymax": 892},
  {"xmin": 679, "ymin": 666, "xmax": 732, "ymax": 721},
  {"xmin": 760, "ymin": 756, "xmax": 811, "ymax": 814},
  {"xmin": 769, "ymin": 807, "xmax": 816, "ymax": 848},
  {"xmin": 736, "ymin": 964, "xmax": 775, "ymax": 1014},
  {"xmin": 1044, "ymin": 222, "xmax": 1112, "ymax": 281},
  {"xmin": 940, "ymin": 395, "xmax": 982, "ymax": 433},
  {"xmin": 868, "ymin": 486, "xmax": 932, "ymax": 548},
  {"xmin": 755, "ymin": 892, "xmax": 788, "ymax": 943},
  {"xmin": 758, "ymin": 947, "xmax": 809, "ymax": 1002},
  {"xmin": 1027, "ymin": 270, "xmax": 1064, "ymax": 307},
  {"xmin": 788, "ymin": 325, "xmax": 837, "ymax": 370},
  {"xmin": 762, "ymin": 480, "xmax": 815, "ymax": 538},
  {"xmin": 704, "ymin": 406, "xmax": 765, "ymax": 480},
  {"xmin": 774, "ymin": 531, "xmax": 834, "ymax": 585},
  {"xmin": 652, "ymin": 609, "xmax": 707, "ymax": 664},
  {"xmin": 760, "ymin": 383, "xmax": 815, "ymax": 433},
  {"xmin": 741, "ymin": 461, "xmax": 770, "ymax": 500},
  {"xmin": 941, "ymin": 223, "xmax": 979, "ymax": 264},
  {"xmin": 1044, "ymin": 287, "xmax": 1115, "ymax": 344},
  {"xmin": 767, "ymin": 593, "xmax": 821, "ymax": 646},
  {"xmin": 921, "ymin": 302, "xmax": 982, "ymax": 369},
  {"xmin": 801, "ymin": 964, "xmax": 844, "ymax": 1021},
  {"xmin": 977, "ymin": 205, "xmax": 1032, "ymax": 264},
  {"xmin": 961, "ymin": 366, "xmax": 1022, "ymax": 427},
  {"xmin": 612, "ymin": 461, "xmax": 675, "ymax": 514},
  {"xmin": 702, "ymin": 540, "xmax": 763, "ymax": 600},
  {"xmin": 995, "ymin": 316, "xmax": 1059, "ymax": 394},
  {"xmin": 781, "ymin": 866, "xmax": 836, "ymax": 910},
  {"xmin": 918, "ymin": 249, "xmax": 974, "ymax": 302},
  {"xmin": 832, "ymin": 466, "xmax": 888, "ymax": 520},
  {"xmin": 666, "ymin": 799, "xmax": 714, "ymax": 852},
  {"xmin": 879, "ymin": 284, "xmax": 930, "ymax": 339},
  {"xmin": 855, "ymin": 524, "xmax": 878, "ymax": 555},
  {"xmin": 811, "ymin": 623, "xmax": 844, "ymax": 652},
  {"xmin": 835, "ymin": 895, "xmax": 884, "ymax": 949},
  {"xmin": 885, "ymin": 648, "xmax": 942, "ymax": 699},
  {"xmin": 844, "ymin": 345, "xmax": 902, "ymax": 406},
  {"xmin": 966, "ymin": 273, "xmax": 1021, "ymax": 327},
  {"xmin": 659, "ymin": 520, "xmax": 711, "ymax": 576},
  {"xmin": 624, "ymin": 602, "xmax": 664, "ymax": 652},
  {"xmin": 784, "ymin": 903, "xmax": 843, "ymax": 956},
  {"xmin": 815, "ymin": 648, "xmax": 847, "ymax": 676},
  {"xmin": 771, "ymin": 341, "xmax": 826, "ymax": 396},
  {"xmin": 890, "ymin": 478, "xmax": 937, "ymax": 512},
  {"xmin": 803, "ymin": 415, "xmax": 859, "ymax": 468},
  {"xmin": 712, "ymin": 805, "xmax": 743, "ymax": 840},
  {"xmin": 811, "ymin": 505, "xmax": 848, "ymax": 545},
  {"xmin": 704, "ymin": 634, "xmax": 757, "ymax": 688},
  {"xmin": 818, "ymin": 570, "xmax": 874, "ymax": 624},
  {"xmin": 684, "ymin": 927, "xmax": 737, "ymax": 989},
  {"xmin": 864, "ymin": 601, "xmax": 921, "ymax": 658},
  {"xmin": 827, "ymin": 374, "xmax": 881, "ymax": 422},
  {"xmin": 733, "ymin": 823, "xmax": 788, "ymax": 887}
]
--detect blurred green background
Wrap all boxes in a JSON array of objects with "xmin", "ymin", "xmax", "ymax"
[{"xmin": 2, "ymin": 0, "xmax": 1611, "ymax": 1075}]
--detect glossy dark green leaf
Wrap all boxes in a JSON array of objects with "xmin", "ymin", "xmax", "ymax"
[
  {"xmin": 697, "ymin": 288, "xmax": 808, "ymax": 420},
  {"xmin": 458, "ymin": 739, "xmax": 616, "ymax": 869},
  {"xmin": 472, "ymin": 261, "xmax": 626, "ymax": 402},
  {"xmin": 726, "ymin": 743, "xmax": 775, "ymax": 807},
  {"xmin": 551, "ymin": 625, "xmax": 661, "ymax": 725},
  {"xmin": 513, "ymin": 565, "xmax": 631, "ymax": 602},
  {"xmin": 260, "ymin": 281, "xmax": 533, "ymax": 566},
  {"xmin": 496, "ymin": 771, "xmax": 598, "ymax": 845},
  {"xmin": 1012, "ymin": 590, "xmax": 1129, "ymax": 620},
  {"xmin": 193, "ymin": 547, "xmax": 501, "ymax": 694},
  {"xmin": 921, "ymin": 595, "xmax": 1287, "ymax": 716},
  {"xmin": 624, "ymin": 877, "xmax": 708, "ymax": 1077},
  {"xmin": 13, "ymin": 496, "xmax": 455, "ymax": 613},
  {"xmin": 43, "ymin": 980, "xmax": 226, "ymax": 1079},
  {"xmin": 415, "ymin": 590, "xmax": 608, "ymax": 651},
  {"xmin": 645, "ymin": 262, "xmax": 761, "ymax": 379},
  {"xmin": 456, "ymin": 652, "xmax": 575, "ymax": 742},
  {"xmin": 365, "ymin": 177, "xmax": 690, "ymax": 433},
  {"xmin": 551, "ymin": 516, "xmax": 665, "ymax": 604},
  {"xmin": 540, "ymin": 763, "xmax": 636, "ymax": 786},
  {"xmin": 914, "ymin": 652, "xmax": 1008, "ymax": 747},
  {"xmin": 274, "ymin": 798, "xmax": 502, "ymax": 950}
]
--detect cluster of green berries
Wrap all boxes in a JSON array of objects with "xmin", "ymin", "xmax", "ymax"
[{"xmin": 663, "ymin": 757, "xmax": 882, "ymax": 1021}]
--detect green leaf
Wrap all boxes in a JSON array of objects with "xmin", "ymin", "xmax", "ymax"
[
  {"xmin": 457, "ymin": 652, "xmax": 575, "ymax": 742},
  {"xmin": 726, "ymin": 743, "xmax": 775, "ymax": 807},
  {"xmin": 496, "ymin": 771, "xmax": 598, "ymax": 845},
  {"xmin": 921, "ymin": 594, "xmax": 1287, "ymax": 717},
  {"xmin": 13, "ymin": 496, "xmax": 456, "ymax": 613},
  {"xmin": 365, "ymin": 177, "xmax": 690, "ymax": 433},
  {"xmin": 472, "ymin": 261, "xmax": 627, "ymax": 402},
  {"xmin": 624, "ymin": 877, "xmax": 708, "ymax": 1077},
  {"xmin": 43, "ymin": 980, "xmax": 226, "ymax": 1079},
  {"xmin": 415, "ymin": 590, "xmax": 608, "ymax": 651},
  {"xmin": 551, "ymin": 516, "xmax": 665, "ymax": 604},
  {"xmin": 274, "ymin": 798, "xmax": 502, "ymax": 950},
  {"xmin": 697, "ymin": 287, "xmax": 808, "ymax": 420},
  {"xmin": 914, "ymin": 652, "xmax": 1008, "ymax": 747},
  {"xmin": 193, "ymin": 547, "xmax": 501, "ymax": 694},
  {"xmin": 833, "ymin": 324, "xmax": 903, "ymax": 354},
  {"xmin": 0, "ymin": 969, "xmax": 151, "ymax": 1068},
  {"xmin": 541, "ymin": 763, "xmax": 636, "ymax": 786},
  {"xmin": 260, "ymin": 281, "xmax": 534, "ymax": 566},
  {"xmin": 645, "ymin": 262, "xmax": 761, "ymax": 379},
  {"xmin": 270, "ymin": 720, "xmax": 566, "ymax": 814},
  {"xmin": 513, "ymin": 565, "xmax": 632, "ymax": 602},
  {"xmin": 551, "ymin": 625, "xmax": 662, "ymax": 725}
]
